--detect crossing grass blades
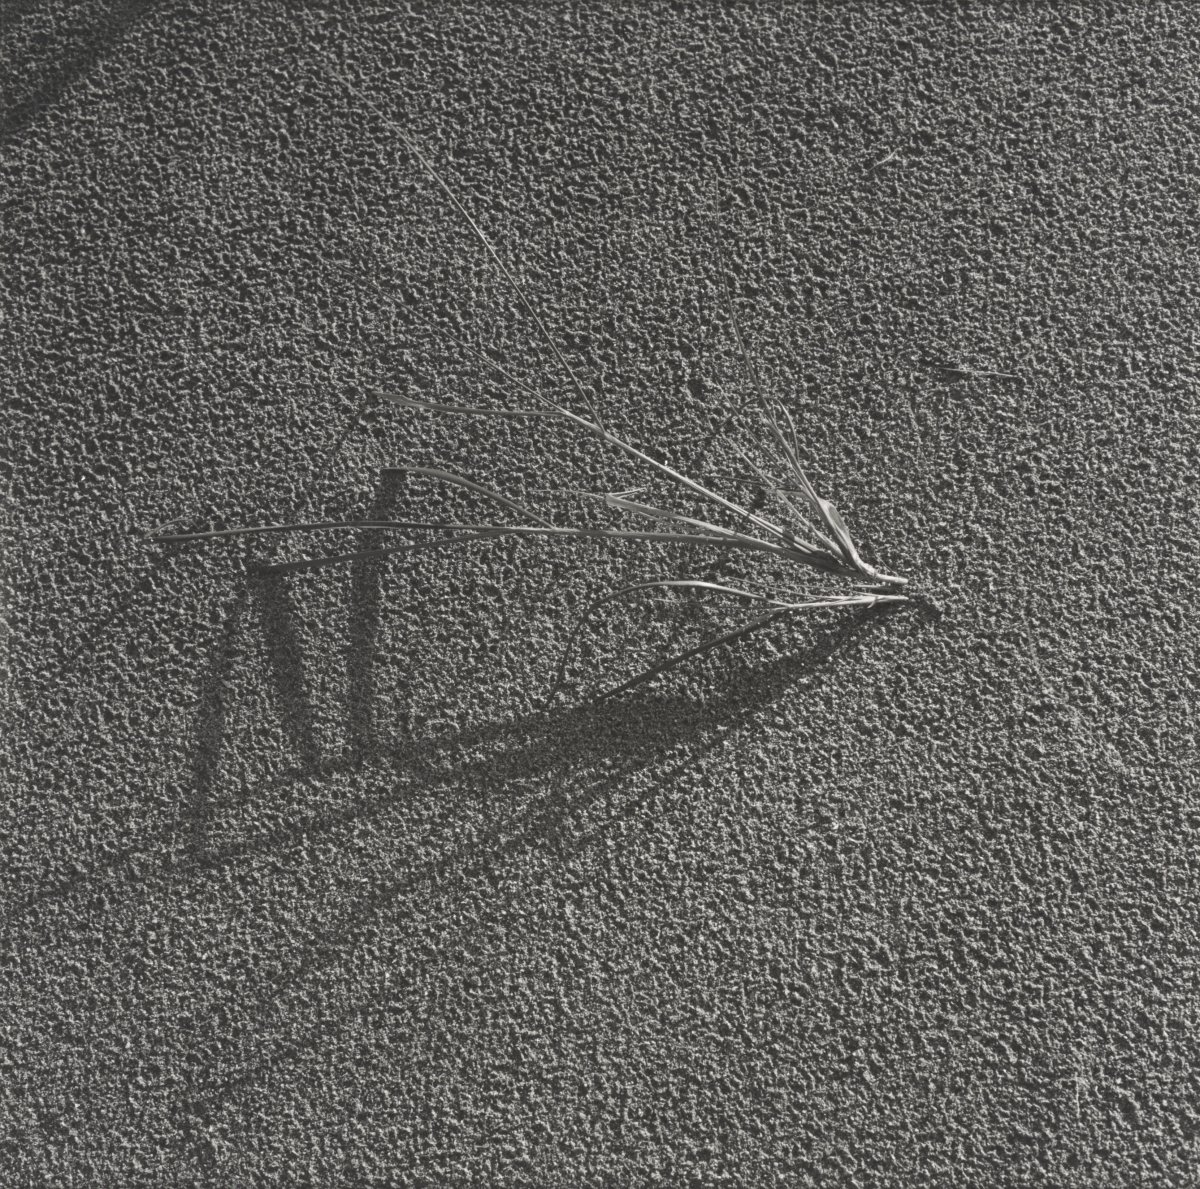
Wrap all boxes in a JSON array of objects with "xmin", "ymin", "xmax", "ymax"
[{"xmin": 155, "ymin": 135, "xmax": 910, "ymax": 701}]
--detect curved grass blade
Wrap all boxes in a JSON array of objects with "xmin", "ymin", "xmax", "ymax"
[
  {"xmin": 596, "ymin": 587, "xmax": 907, "ymax": 701},
  {"xmin": 387, "ymin": 465, "xmax": 556, "ymax": 529},
  {"xmin": 604, "ymin": 494, "xmax": 773, "ymax": 550},
  {"xmin": 550, "ymin": 577, "xmax": 907, "ymax": 703},
  {"xmin": 384, "ymin": 393, "xmax": 563, "ymax": 420},
  {"xmin": 157, "ymin": 520, "xmax": 829, "ymax": 567},
  {"xmin": 255, "ymin": 529, "xmax": 510, "ymax": 574},
  {"xmin": 549, "ymin": 578, "xmax": 779, "ymax": 703},
  {"xmin": 731, "ymin": 444, "xmax": 833, "ymax": 555},
  {"xmin": 814, "ymin": 495, "xmax": 907, "ymax": 586},
  {"xmin": 815, "ymin": 496, "xmax": 862, "ymax": 569},
  {"xmin": 761, "ymin": 406, "xmax": 907, "ymax": 586}
]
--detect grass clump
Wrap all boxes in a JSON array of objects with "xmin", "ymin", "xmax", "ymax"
[{"xmin": 156, "ymin": 132, "xmax": 909, "ymax": 699}]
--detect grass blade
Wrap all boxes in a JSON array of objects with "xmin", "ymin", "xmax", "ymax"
[
  {"xmin": 595, "ymin": 589, "xmax": 906, "ymax": 701},
  {"xmin": 395, "ymin": 131, "xmax": 605, "ymax": 428},
  {"xmin": 387, "ymin": 465, "xmax": 556, "ymax": 529},
  {"xmin": 255, "ymin": 529, "xmax": 510, "ymax": 574},
  {"xmin": 383, "ymin": 393, "xmax": 562, "ymax": 420},
  {"xmin": 550, "ymin": 578, "xmax": 780, "ymax": 702},
  {"xmin": 551, "ymin": 577, "xmax": 906, "ymax": 703},
  {"xmin": 388, "ymin": 373, "xmax": 804, "ymax": 553},
  {"xmin": 157, "ymin": 518, "xmax": 838, "ymax": 566},
  {"xmin": 731, "ymin": 444, "xmax": 830, "ymax": 554},
  {"xmin": 604, "ymin": 494, "xmax": 765, "ymax": 548}
]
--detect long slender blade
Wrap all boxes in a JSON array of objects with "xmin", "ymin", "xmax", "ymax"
[
  {"xmin": 604, "ymin": 494, "xmax": 757, "ymax": 545},
  {"xmin": 391, "ymin": 465, "xmax": 556, "ymax": 529},
  {"xmin": 394, "ymin": 129, "xmax": 606, "ymax": 428},
  {"xmin": 553, "ymin": 579, "xmax": 905, "ymax": 703},
  {"xmin": 255, "ymin": 529, "xmax": 509, "ymax": 574},
  {"xmin": 382, "ymin": 393, "xmax": 562, "ymax": 420}
]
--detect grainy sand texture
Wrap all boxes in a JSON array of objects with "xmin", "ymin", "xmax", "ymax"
[{"xmin": 3, "ymin": 2, "xmax": 1198, "ymax": 1184}]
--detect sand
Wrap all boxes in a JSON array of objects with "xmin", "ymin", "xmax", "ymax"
[{"xmin": 3, "ymin": 2, "xmax": 1198, "ymax": 1183}]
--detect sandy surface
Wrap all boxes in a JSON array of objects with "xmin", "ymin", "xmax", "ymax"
[{"xmin": 4, "ymin": 2, "xmax": 1199, "ymax": 1184}]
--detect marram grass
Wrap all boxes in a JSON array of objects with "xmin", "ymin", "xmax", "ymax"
[{"xmin": 156, "ymin": 131, "xmax": 909, "ymax": 699}]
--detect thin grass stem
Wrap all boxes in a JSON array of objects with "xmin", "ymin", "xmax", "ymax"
[
  {"xmin": 395, "ymin": 131, "xmax": 605, "ymax": 429},
  {"xmin": 156, "ymin": 519, "xmax": 845, "ymax": 569}
]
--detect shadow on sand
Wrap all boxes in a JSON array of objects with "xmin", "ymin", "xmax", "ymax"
[
  {"xmin": 1, "ymin": 0, "xmax": 162, "ymax": 146},
  {"xmin": 4, "ymin": 556, "xmax": 904, "ymax": 927},
  {"xmin": 6, "ymin": 483, "xmax": 925, "ymax": 1125},
  {"xmin": 172, "ymin": 575, "xmax": 906, "ymax": 1112}
]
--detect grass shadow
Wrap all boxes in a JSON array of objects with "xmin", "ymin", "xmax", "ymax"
[
  {"xmin": 1, "ymin": 0, "xmax": 161, "ymax": 145},
  {"xmin": 3, "ymin": 590, "xmax": 910, "ymax": 934},
  {"xmin": 253, "ymin": 568, "xmax": 323, "ymax": 772},
  {"xmin": 345, "ymin": 469, "xmax": 408, "ymax": 763},
  {"xmin": 182, "ymin": 585, "xmax": 251, "ymax": 864},
  {"xmin": 178, "ymin": 602, "xmax": 901, "ymax": 1110}
]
